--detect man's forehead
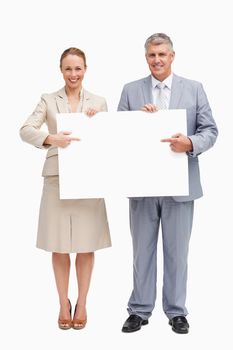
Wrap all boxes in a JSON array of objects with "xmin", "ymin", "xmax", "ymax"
[
  {"xmin": 146, "ymin": 43, "xmax": 172, "ymax": 54},
  {"xmin": 147, "ymin": 43, "xmax": 169, "ymax": 50}
]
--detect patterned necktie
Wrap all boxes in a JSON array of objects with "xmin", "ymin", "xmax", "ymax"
[{"xmin": 156, "ymin": 82, "xmax": 167, "ymax": 109}]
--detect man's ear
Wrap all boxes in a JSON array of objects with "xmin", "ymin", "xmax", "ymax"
[{"xmin": 171, "ymin": 51, "xmax": 175, "ymax": 63}]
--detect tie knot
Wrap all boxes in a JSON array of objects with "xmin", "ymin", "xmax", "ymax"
[{"xmin": 156, "ymin": 82, "xmax": 166, "ymax": 90}]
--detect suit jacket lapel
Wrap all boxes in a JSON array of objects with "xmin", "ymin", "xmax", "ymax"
[
  {"xmin": 55, "ymin": 88, "xmax": 92, "ymax": 113},
  {"xmin": 55, "ymin": 87, "xmax": 69, "ymax": 113},
  {"xmin": 169, "ymin": 74, "xmax": 184, "ymax": 109},
  {"xmin": 81, "ymin": 89, "xmax": 91, "ymax": 112},
  {"xmin": 142, "ymin": 75, "xmax": 153, "ymax": 104}
]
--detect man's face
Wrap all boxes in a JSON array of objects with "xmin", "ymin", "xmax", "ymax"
[{"xmin": 145, "ymin": 43, "xmax": 175, "ymax": 81}]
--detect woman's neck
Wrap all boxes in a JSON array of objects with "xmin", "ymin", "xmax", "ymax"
[{"xmin": 65, "ymin": 85, "xmax": 82, "ymax": 99}]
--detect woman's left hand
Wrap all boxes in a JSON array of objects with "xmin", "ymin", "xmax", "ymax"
[{"xmin": 85, "ymin": 108, "xmax": 98, "ymax": 117}]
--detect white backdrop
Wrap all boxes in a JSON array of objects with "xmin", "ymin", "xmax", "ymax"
[{"xmin": 0, "ymin": 0, "xmax": 232, "ymax": 349}]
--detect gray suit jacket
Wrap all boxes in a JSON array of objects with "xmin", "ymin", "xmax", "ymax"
[
  {"xmin": 20, "ymin": 87, "xmax": 107, "ymax": 176},
  {"xmin": 117, "ymin": 74, "xmax": 218, "ymax": 202}
]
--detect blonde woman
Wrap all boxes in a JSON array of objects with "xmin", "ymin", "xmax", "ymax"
[{"xmin": 20, "ymin": 47, "xmax": 111, "ymax": 330}]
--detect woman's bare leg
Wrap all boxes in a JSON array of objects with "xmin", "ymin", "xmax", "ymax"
[
  {"xmin": 74, "ymin": 252, "xmax": 94, "ymax": 322},
  {"xmin": 52, "ymin": 252, "xmax": 71, "ymax": 322}
]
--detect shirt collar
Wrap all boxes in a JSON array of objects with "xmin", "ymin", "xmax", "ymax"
[{"xmin": 151, "ymin": 73, "xmax": 173, "ymax": 90}]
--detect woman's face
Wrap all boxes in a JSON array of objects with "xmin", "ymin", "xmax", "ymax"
[{"xmin": 60, "ymin": 54, "xmax": 86, "ymax": 90}]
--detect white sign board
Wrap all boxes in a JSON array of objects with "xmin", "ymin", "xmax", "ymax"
[{"xmin": 57, "ymin": 110, "xmax": 188, "ymax": 199}]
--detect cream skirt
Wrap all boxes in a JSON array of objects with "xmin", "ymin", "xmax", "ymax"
[{"xmin": 37, "ymin": 176, "xmax": 111, "ymax": 253}]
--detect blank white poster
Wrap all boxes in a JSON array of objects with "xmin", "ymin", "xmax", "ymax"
[{"xmin": 57, "ymin": 110, "xmax": 188, "ymax": 199}]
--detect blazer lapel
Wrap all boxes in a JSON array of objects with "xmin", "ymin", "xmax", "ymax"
[
  {"xmin": 55, "ymin": 87, "xmax": 69, "ymax": 113},
  {"xmin": 81, "ymin": 89, "xmax": 91, "ymax": 112},
  {"xmin": 142, "ymin": 75, "xmax": 153, "ymax": 104},
  {"xmin": 169, "ymin": 74, "xmax": 184, "ymax": 109},
  {"xmin": 55, "ymin": 88, "xmax": 92, "ymax": 113}
]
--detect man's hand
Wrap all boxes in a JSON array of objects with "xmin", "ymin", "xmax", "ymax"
[
  {"xmin": 161, "ymin": 133, "xmax": 193, "ymax": 153},
  {"xmin": 44, "ymin": 131, "xmax": 80, "ymax": 148},
  {"xmin": 141, "ymin": 104, "xmax": 159, "ymax": 112}
]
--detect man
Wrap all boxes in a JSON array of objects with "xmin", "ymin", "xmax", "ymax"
[{"xmin": 118, "ymin": 33, "xmax": 218, "ymax": 334}]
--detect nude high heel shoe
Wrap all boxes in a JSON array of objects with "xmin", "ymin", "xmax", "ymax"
[
  {"xmin": 72, "ymin": 304, "xmax": 87, "ymax": 330},
  {"xmin": 58, "ymin": 299, "xmax": 72, "ymax": 330}
]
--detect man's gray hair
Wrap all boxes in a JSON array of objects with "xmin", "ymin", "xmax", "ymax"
[{"xmin": 144, "ymin": 33, "xmax": 174, "ymax": 52}]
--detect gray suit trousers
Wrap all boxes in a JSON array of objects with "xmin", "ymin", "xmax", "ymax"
[{"xmin": 128, "ymin": 197, "xmax": 194, "ymax": 320}]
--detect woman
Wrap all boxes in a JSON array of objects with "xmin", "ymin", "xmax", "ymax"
[{"xmin": 20, "ymin": 47, "xmax": 111, "ymax": 330}]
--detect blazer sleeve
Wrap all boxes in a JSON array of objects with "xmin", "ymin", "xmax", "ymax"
[
  {"xmin": 100, "ymin": 98, "xmax": 108, "ymax": 112},
  {"xmin": 117, "ymin": 85, "xmax": 130, "ymax": 111},
  {"xmin": 188, "ymin": 83, "xmax": 218, "ymax": 157},
  {"xmin": 19, "ymin": 95, "xmax": 50, "ymax": 149}
]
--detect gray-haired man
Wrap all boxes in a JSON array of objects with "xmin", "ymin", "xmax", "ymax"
[{"xmin": 118, "ymin": 33, "xmax": 218, "ymax": 334}]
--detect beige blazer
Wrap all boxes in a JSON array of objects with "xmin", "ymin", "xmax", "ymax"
[{"xmin": 20, "ymin": 87, "xmax": 107, "ymax": 176}]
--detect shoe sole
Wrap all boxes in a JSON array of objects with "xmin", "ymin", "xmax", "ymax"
[
  {"xmin": 171, "ymin": 327, "xmax": 189, "ymax": 334},
  {"xmin": 122, "ymin": 320, "xmax": 149, "ymax": 333},
  {"xmin": 58, "ymin": 326, "xmax": 72, "ymax": 330},
  {"xmin": 168, "ymin": 320, "xmax": 189, "ymax": 334}
]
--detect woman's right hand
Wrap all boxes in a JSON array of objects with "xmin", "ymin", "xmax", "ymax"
[{"xmin": 44, "ymin": 131, "xmax": 80, "ymax": 148}]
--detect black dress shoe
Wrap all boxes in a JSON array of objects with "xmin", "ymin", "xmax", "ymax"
[
  {"xmin": 169, "ymin": 316, "xmax": 189, "ymax": 334},
  {"xmin": 122, "ymin": 314, "xmax": 149, "ymax": 333}
]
